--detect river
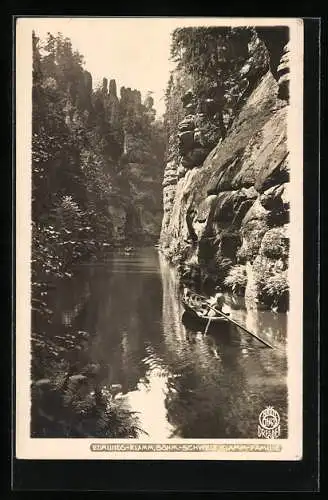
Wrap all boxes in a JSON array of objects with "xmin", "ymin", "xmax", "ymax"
[{"xmin": 38, "ymin": 247, "xmax": 288, "ymax": 439}]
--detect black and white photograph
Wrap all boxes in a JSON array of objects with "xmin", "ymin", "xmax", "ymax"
[{"xmin": 15, "ymin": 17, "xmax": 304, "ymax": 460}]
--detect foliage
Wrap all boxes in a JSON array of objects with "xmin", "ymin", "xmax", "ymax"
[
  {"xmin": 31, "ymin": 290, "xmax": 147, "ymax": 438},
  {"xmin": 224, "ymin": 264, "xmax": 248, "ymax": 295},
  {"xmin": 262, "ymin": 271, "xmax": 288, "ymax": 299},
  {"xmin": 260, "ymin": 227, "xmax": 289, "ymax": 260},
  {"xmin": 252, "ymin": 255, "xmax": 289, "ymax": 311},
  {"xmin": 237, "ymin": 221, "xmax": 269, "ymax": 263},
  {"xmin": 31, "ymin": 368, "xmax": 145, "ymax": 438},
  {"xmin": 164, "ymin": 71, "xmax": 191, "ymax": 161},
  {"xmin": 32, "ymin": 30, "xmax": 164, "ymax": 269},
  {"xmin": 258, "ymin": 270, "xmax": 289, "ymax": 312},
  {"xmin": 208, "ymin": 254, "xmax": 233, "ymax": 284},
  {"xmin": 169, "ymin": 27, "xmax": 253, "ymax": 137},
  {"xmin": 31, "ymin": 31, "xmax": 165, "ymax": 438}
]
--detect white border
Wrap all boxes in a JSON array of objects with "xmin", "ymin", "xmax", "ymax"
[{"xmin": 15, "ymin": 17, "xmax": 304, "ymax": 460}]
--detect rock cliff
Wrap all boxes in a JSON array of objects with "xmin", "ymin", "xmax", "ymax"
[{"xmin": 160, "ymin": 27, "xmax": 290, "ymax": 311}]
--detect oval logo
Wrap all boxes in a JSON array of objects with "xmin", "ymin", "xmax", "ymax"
[{"xmin": 259, "ymin": 407, "xmax": 280, "ymax": 430}]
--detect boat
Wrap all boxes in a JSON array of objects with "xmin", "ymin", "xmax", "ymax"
[
  {"xmin": 180, "ymin": 288, "xmax": 275, "ymax": 348},
  {"xmin": 181, "ymin": 289, "xmax": 230, "ymax": 327},
  {"xmin": 124, "ymin": 246, "xmax": 134, "ymax": 254}
]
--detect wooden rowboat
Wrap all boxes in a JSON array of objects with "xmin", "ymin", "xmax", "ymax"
[
  {"xmin": 181, "ymin": 290, "xmax": 230, "ymax": 327},
  {"xmin": 181, "ymin": 288, "xmax": 275, "ymax": 348}
]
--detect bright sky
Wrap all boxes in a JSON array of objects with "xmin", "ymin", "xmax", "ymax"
[
  {"xmin": 31, "ymin": 18, "xmax": 179, "ymax": 117},
  {"xmin": 21, "ymin": 17, "xmax": 295, "ymax": 118}
]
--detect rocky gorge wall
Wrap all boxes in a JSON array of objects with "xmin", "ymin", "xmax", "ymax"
[{"xmin": 160, "ymin": 29, "xmax": 290, "ymax": 311}]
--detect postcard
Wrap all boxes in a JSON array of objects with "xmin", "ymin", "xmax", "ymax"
[{"xmin": 15, "ymin": 16, "xmax": 303, "ymax": 460}]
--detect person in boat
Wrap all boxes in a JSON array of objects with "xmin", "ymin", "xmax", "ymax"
[
  {"xmin": 205, "ymin": 292, "xmax": 225, "ymax": 317},
  {"xmin": 183, "ymin": 287, "xmax": 191, "ymax": 301}
]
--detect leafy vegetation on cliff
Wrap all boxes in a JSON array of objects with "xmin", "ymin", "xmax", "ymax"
[
  {"xmin": 161, "ymin": 26, "xmax": 290, "ymax": 311},
  {"xmin": 164, "ymin": 27, "xmax": 268, "ymax": 163},
  {"xmin": 224, "ymin": 264, "xmax": 248, "ymax": 295}
]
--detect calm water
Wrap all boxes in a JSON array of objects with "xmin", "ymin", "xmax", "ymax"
[{"xmin": 43, "ymin": 247, "xmax": 288, "ymax": 439}]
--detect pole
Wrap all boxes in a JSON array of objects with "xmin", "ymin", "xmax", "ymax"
[{"xmin": 204, "ymin": 317, "xmax": 212, "ymax": 335}]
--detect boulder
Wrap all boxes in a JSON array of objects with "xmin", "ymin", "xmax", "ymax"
[
  {"xmin": 178, "ymin": 130, "xmax": 195, "ymax": 154},
  {"xmin": 162, "ymin": 176, "xmax": 178, "ymax": 188},
  {"xmin": 195, "ymin": 195, "xmax": 218, "ymax": 223},
  {"xmin": 232, "ymin": 200, "xmax": 255, "ymax": 227},
  {"xmin": 214, "ymin": 191, "xmax": 237, "ymax": 223},
  {"xmin": 207, "ymin": 152, "xmax": 244, "ymax": 194},
  {"xmin": 177, "ymin": 164, "xmax": 187, "ymax": 179},
  {"xmin": 213, "ymin": 187, "xmax": 258, "ymax": 225},
  {"xmin": 242, "ymin": 197, "xmax": 270, "ymax": 226},
  {"xmin": 181, "ymin": 148, "xmax": 209, "ymax": 168},
  {"xmin": 255, "ymin": 152, "xmax": 289, "ymax": 193},
  {"xmin": 181, "ymin": 89, "xmax": 195, "ymax": 107},
  {"xmin": 178, "ymin": 116, "xmax": 195, "ymax": 132},
  {"xmin": 280, "ymin": 182, "xmax": 290, "ymax": 207},
  {"xmin": 231, "ymin": 107, "xmax": 288, "ymax": 190},
  {"xmin": 259, "ymin": 183, "xmax": 285, "ymax": 210},
  {"xmin": 277, "ymin": 42, "xmax": 290, "ymax": 100}
]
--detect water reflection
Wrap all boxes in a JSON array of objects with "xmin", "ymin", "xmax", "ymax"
[{"xmin": 43, "ymin": 248, "xmax": 288, "ymax": 439}]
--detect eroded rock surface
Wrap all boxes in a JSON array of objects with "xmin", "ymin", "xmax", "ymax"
[{"xmin": 160, "ymin": 29, "xmax": 290, "ymax": 310}]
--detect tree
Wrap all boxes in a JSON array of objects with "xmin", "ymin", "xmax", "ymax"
[{"xmin": 169, "ymin": 27, "xmax": 252, "ymax": 139}]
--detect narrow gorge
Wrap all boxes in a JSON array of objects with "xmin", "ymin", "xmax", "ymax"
[{"xmin": 29, "ymin": 23, "xmax": 292, "ymax": 441}]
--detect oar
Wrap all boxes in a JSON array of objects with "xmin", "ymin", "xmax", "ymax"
[
  {"xmin": 210, "ymin": 306, "xmax": 274, "ymax": 349},
  {"xmin": 189, "ymin": 291, "xmax": 274, "ymax": 349}
]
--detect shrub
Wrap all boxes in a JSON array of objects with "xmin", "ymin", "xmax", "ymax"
[
  {"xmin": 31, "ymin": 371, "xmax": 145, "ymax": 438},
  {"xmin": 263, "ymin": 271, "xmax": 289, "ymax": 300},
  {"xmin": 55, "ymin": 195, "xmax": 82, "ymax": 228},
  {"xmin": 260, "ymin": 227, "xmax": 289, "ymax": 260},
  {"xmin": 213, "ymin": 255, "xmax": 233, "ymax": 281},
  {"xmin": 236, "ymin": 245, "xmax": 247, "ymax": 263},
  {"xmin": 236, "ymin": 229, "xmax": 267, "ymax": 263},
  {"xmin": 224, "ymin": 264, "xmax": 247, "ymax": 295},
  {"xmin": 254, "ymin": 266, "xmax": 289, "ymax": 311}
]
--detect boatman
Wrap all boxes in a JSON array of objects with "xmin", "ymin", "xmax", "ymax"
[{"xmin": 206, "ymin": 292, "xmax": 225, "ymax": 317}]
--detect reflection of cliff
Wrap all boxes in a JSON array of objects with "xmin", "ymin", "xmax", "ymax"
[
  {"xmin": 159, "ymin": 253, "xmax": 187, "ymax": 347},
  {"xmin": 86, "ymin": 257, "xmax": 163, "ymax": 393},
  {"xmin": 158, "ymin": 254, "xmax": 288, "ymax": 438},
  {"xmin": 223, "ymin": 293, "xmax": 287, "ymax": 348}
]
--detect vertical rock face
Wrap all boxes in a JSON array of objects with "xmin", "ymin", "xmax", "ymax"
[
  {"xmin": 277, "ymin": 42, "xmax": 290, "ymax": 101},
  {"xmin": 107, "ymin": 79, "xmax": 120, "ymax": 126},
  {"xmin": 160, "ymin": 27, "xmax": 291, "ymax": 311}
]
